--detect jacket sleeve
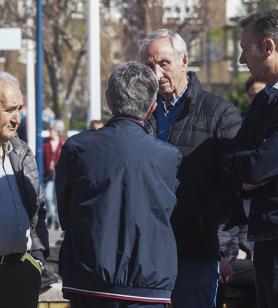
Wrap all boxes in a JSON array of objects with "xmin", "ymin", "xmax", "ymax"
[
  {"xmin": 238, "ymin": 225, "xmax": 252, "ymax": 259},
  {"xmin": 55, "ymin": 141, "xmax": 74, "ymax": 230},
  {"xmin": 31, "ymin": 184, "xmax": 50, "ymax": 261},
  {"xmin": 218, "ymin": 224, "xmax": 232, "ymax": 258},
  {"xmin": 223, "ymin": 127, "xmax": 278, "ymax": 183},
  {"xmin": 27, "ymin": 149, "xmax": 50, "ymax": 260},
  {"xmin": 215, "ymin": 103, "xmax": 242, "ymax": 139}
]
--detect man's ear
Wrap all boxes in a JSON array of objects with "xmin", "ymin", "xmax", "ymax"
[
  {"xmin": 263, "ymin": 38, "xmax": 276, "ymax": 56},
  {"xmin": 145, "ymin": 101, "xmax": 157, "ymax": 122},
  {"xmin": 182, "ymin": 54, "xmax": 189, "ymax": 71}
]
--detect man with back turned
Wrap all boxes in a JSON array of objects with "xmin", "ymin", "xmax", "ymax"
[{"xmin": 56, "ymin": 61, "xmax": 182, "ymax": 308}]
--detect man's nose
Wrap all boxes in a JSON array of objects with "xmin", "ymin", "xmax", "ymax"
[
  {"xmin": 11, "ymin": 110, "xmax": 21, "ymax": 125},
  {"xmin": 239, "ymin": 51, "xmax": 245, "ymax": 64},
  {"xmin": 154, "ymin": 65, "xmax": 164, "ymax": 80}
]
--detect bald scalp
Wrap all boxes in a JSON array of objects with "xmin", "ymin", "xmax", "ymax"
[{"xmin": 0, "ymin": 80, "xmax": 22, "ymax": 109}]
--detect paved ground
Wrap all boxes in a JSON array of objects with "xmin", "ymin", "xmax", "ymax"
[
  {"xmin": 48, "ymin": 225, "xmax": 63, "ymax": 248},
  {"xmin": 39, "ymin": 225, "xmax": 65, "ymax": 303}
]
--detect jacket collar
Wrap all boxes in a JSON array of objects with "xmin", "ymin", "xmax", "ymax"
[
  {"xmin": 3, "ymin": 141, "xmax": 13, "ymax": 155},
  {"xmin": 10, "ymin": 135, "xmax": 28, "ymax": 157},
  {"xmin": 184, "ymin": 71, "xmax": 203, "ymax": 112},
  {"xmin": 107, "ymin": 115, "xmax": 148, "ymax": 132}
]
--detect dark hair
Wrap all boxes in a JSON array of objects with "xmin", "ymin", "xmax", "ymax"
[{"xmin": 239, "ymin": 10, "xmax": 278, "ymax": 44}]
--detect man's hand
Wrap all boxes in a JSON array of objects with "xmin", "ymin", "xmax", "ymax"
[
  {"xmin": 242, "ymin": 181, "xmax": 270, "ymax": 190},
  {"xmin": 220, "ymin": 257, "xmax": 233, "ymax": 284}
]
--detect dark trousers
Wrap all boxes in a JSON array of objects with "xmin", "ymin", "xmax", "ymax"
[
  {"xmin": 254, "ymin": 239, "xmax": 278, "ymax": 308},
  {"xmin": 69, "ymin": 295, "xmax": 168, "ymax": 308},
  {"xmin": 0, "ymin": 254, "xmax": 41, "ymax": 308},
  {"xmin": 171, "ymin": 259, "xmax": 219, "ymax": 308},
  {"xmin": 229, "ymin": 258, "xmax": 256, "ymax": 289}
]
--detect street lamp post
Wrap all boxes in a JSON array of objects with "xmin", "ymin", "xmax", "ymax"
[
  {"xmin": 87, "ymin": 0, "xmax": 101, "ymax": 124},
  {"xmin": 36, "ymin": 0, "xmax": 44, "ymax": 184}
]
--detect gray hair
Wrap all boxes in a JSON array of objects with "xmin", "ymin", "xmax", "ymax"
[
  {"xmin": 139, "ymin": 28, "xmax": 187, "ymax": 62},
  {"xmin": 0, "ymin": 71, "xmax": 20, "ymax": 87},
  {"xmin": 107, "ymin": 61, "xmax": 158, "ymax": 120},
  {"xmin": 49, "ymin": 119, "xmax": 65, "ymax": 134},
  {"xmin": 239, "ymin": 10, "xmax": 278, "ymax": 44}
]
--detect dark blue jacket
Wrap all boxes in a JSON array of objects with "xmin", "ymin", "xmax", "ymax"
[
  {"xmin": 55, "ymin": 117, "xmax": 182, "ymax": 303},
  {"xmin": 224, "ymin": 90, "xmax": 278, "ymax": 241}
]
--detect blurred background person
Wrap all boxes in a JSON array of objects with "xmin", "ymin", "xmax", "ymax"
[
  {"xmin": 43, "ymin": 119, "xmax": 65, "ymax": 230},
  {"xmin": 89, "ymin": 119, "xmax": 104, "ymax": 130},
  {"xmin": 245, "ymin": 77, "xmax": 266, "ymax": 104}
]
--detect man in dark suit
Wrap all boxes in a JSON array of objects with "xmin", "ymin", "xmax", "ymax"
[
  {"xmin": 222, "ymin": 10, "xmax": 278, "ymax": 308},
  {"xmin": 56, "ymin": 62, "xmax": 182, "ymax": 308}
]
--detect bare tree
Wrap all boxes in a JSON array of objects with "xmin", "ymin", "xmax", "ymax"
[
  {"xmin": 43, "ymin": 0, "xmax": 87, "ymax": 129},
  {"xmin": 100, "ymin": 0, "xmax": 163, "ymax": 117},
  {"xmin": 101, "ymin": 0, "xmax": 163, "ymax": 61},
  {"xmin": 0, "ymin": 0, "xmax": 88, "ymax": 129}
]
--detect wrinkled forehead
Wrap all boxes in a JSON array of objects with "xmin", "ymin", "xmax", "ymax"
[
  {"xmin": 142, "ymin": 38, "xmax": 177, "ymax": 61},
  {"xmin": 0, "ymin": 81, "xmax": 23, "ymax": 107}
]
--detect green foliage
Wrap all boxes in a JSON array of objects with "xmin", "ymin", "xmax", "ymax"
[
  {"xmin": 69, "ymin": 117, "xmax": 87, "ymax": 130},
  {"xmin": 257, "ymin": 0, "xmax": 278, "ymax": 11},
  {"xmin": 210, "ymin": 27, "xmax": 224, "ymax": 41},
  {"xmin": 227, "ymin": 75, "xmax": 250, "ymax": 112},
  {"xmin": 212, "ymin": 75, "xmax": 250, "ymax": 113},
  {"xmin": 69, "ymin": 109, "xmax": 111, "ymax": 130},
  {"xmin": 242, "ymin": 0, "xmax": 278, "ymax": 13},
  {"xmin": 101, "ymin": 110, "xmax": 112, "ymax": 124}
]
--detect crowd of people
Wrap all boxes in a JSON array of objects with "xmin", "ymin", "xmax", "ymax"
[{"xmin": 0, "ymin": 8, "xmax": 278, "ymax": 308}]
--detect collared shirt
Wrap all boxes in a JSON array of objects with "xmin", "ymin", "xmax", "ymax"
[
  {"xmin": 0, "ymin": 141, "xmax": 32, "ymax": 255},
  {"xmin": 155, "ymin": 85, "xmax": 188, "ymax": 141},
  {"xmin": 162, "ymin": 86, "xmax": 187, "ymax": 113},
  {"xmin": 264, "ymin": 80, "xmax": 278, "ymax": 104}
]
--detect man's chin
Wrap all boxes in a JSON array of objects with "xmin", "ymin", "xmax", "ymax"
[
  {"xmin": 159, "ymin": 87, "xmax": 173, "ymax": 96},
  {"xmin": 4, "ymin": 131, "xmax": 16, "ymax": 141}
]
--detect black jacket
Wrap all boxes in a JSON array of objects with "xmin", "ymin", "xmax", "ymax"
[
  {"xmin": 9, "ymin": 137, "xmax": 49, "ymax": 261},
  {"xmin": 224, "ymin": 90, "xmax": 278, "ymax": 241},
  {"xmin": 147, "ymin": 72, "xmax": 242, "ymax": 260},
  {"xmin": 55, "ymin": 117, "xmax": 182, "ymax": 303}
]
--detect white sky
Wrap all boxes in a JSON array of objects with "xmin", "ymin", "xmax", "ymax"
[{"xmin": 226, "ymin": 0, "xmax": 245, "ymax": 19}]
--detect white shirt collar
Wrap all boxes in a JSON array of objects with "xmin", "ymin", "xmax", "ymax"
[
  {"xmin": 272, "ymin": 80, "xmax": 278, "ymax": 91},
  {"xmin": 3, "ymin": 141, "xmax": 13, "ymax": 155}
]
